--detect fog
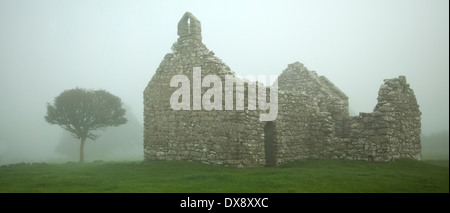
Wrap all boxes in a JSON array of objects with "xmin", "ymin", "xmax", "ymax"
[{"xmin": 0, "ymin": 0, "xmax": 448, "ymax": 165}]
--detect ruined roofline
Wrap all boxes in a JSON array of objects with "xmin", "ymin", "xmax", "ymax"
[
  {"xmin": 173, "ymin": 13, "xmax": 345, "ymax": 99},
  {"xmin": 355, "ymin": 75, "xmax": 419, "ymax": 116},
  {"xmin": 279, "ymin": 62, "xmax": 349, "ymax": 100}
]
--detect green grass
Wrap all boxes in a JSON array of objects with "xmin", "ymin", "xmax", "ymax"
[{"xmin": 0, "ymin": 159, "xmax": 448, "ymax": 193}]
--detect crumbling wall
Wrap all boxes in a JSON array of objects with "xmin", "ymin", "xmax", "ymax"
[
  {"xmin": 372, "ymin": 76, "xmax": 421, "ymax": 160},
  {"xmin": 342, "ymin": 76, "xmax": 422, "ymax": 161},
  {"xmin": 143, "ymin": 12, "xmax": 422, "ymax": 167}
]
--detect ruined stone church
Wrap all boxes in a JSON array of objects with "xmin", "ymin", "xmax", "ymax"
[{"xmin": 143, "ymin": 12, "xmax": 421, "ymax": 167}]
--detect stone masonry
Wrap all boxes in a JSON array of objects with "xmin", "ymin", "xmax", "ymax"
[{"xmin": 143, "ymin": 12, "xmax": 422, "ymax": 167}]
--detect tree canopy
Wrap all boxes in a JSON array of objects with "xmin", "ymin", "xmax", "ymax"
[{"xmin": 45, "ymin": 88, "xmax": 127, "ymax": 162}]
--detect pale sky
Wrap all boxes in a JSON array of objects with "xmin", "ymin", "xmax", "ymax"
[{"xmin": 0, "ymin": 0, "xmax": 448, "ymax": 162}]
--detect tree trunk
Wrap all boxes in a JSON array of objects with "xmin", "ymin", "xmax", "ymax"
[{"xmin": 79, "ymin": 137, "xmax": 86, "ymax": 163}]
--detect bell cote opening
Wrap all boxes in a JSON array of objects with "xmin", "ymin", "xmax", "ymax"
[{"xmin": 177, "ymin": 12, "xmax": 202, "ymax": 41}]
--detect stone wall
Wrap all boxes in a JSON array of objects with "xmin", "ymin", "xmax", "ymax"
[
  {"xmin": 311, "ymin": 76, "xmax": 422, "ymax": 162},
  {"xmin": 274, "ymin": 89, "xmax": 319, "ymax": 164},
  {"xmin": 343, "ymin": 76, "xmax": 422, "ymax": 161},
  {"xmin": 144, "ymin": 12, "xmax": 266, "ymax": 167},
  {"xmin": 143, "ymin": 12, "xmax": 422, "ymax": 167},
  {"xmin": 278, "ymin": 62, "xmax": 349, "ymax": 138}
]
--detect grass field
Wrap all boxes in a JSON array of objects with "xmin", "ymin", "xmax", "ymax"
[{"xmin": 0, "ymin": 159, "xmax": 448, "ymax": 193}]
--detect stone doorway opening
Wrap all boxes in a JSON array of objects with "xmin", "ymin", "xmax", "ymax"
[{"xmin": 264, "ymin": 121, "xmax": 277, "ymax": 167}]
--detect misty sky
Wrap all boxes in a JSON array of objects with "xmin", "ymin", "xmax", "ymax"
[{"xmin": 0, "ymin": 0, "xmax": 448, "ymax": 162}]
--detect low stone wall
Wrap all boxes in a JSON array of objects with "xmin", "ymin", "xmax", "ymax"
[{"xmin": 328, "ymin": 76, "xmax": 422, "ymax": 162}]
